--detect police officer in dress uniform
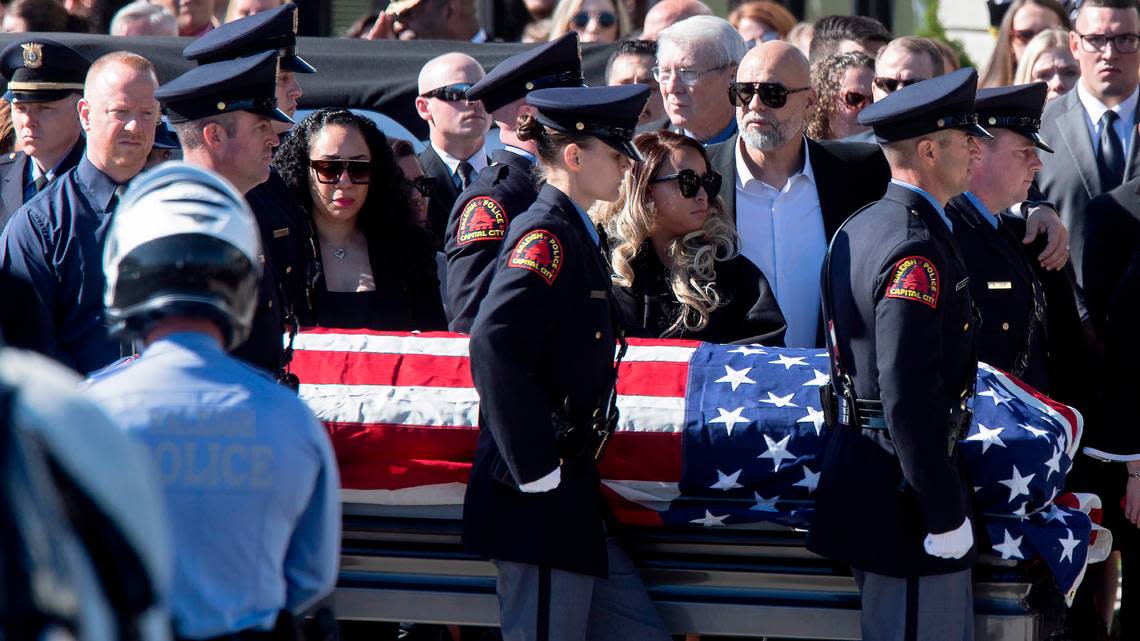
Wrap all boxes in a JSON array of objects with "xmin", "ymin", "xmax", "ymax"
[
  {"xmin": 0, "ymin": 38, "xmax": 89, "ymax": 228},
  {"xmin": 808, "ymin": 68, "xmax": 991, "ymax": 641},
  {"xmin": 85, "ymin": 163, "xmax": 339, "ymax": 641},
  {"xmin": 464, "ymin": 84, "xmax": 670, "ymax": 641},
  {"xmin": 182, "ymin": 2, "xmax": 317, "ymax": 379},
  {"xmin": 445, "ymin": 32, "xmax": 584, "ymax": 332},
  {"xmin": 946, "ymin": 82, "xmax": 1089, "ymax": 404}
]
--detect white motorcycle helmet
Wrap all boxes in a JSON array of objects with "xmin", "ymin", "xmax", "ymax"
[{"xmin": 103, "ymin": 162, "xmax": 263, "ymax": 350}]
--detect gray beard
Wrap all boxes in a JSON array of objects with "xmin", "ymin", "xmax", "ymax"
[{"xmin": 739, "ymin": 124, "xmax": 788, "ymax": 151}]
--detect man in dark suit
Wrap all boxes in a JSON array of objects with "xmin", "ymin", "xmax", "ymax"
[
  {"xmin": 706, "ymin": 40, "xmax": 890, "ymax": 347},
  {"xmin": 1036, "ymin": 0, "xmax": 1140, "ymax": 293},
  {"xmin": 416, "ymin": 52, "xmax": 491, "ymax": 246},
  {"xmin": 0, "ymin": 38, "xmax": 89, "ymax": 229}
]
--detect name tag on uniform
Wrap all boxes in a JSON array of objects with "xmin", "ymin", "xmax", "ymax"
[
  {"xmin": 273, "ymin": 227, "xmax": 290, "ymax": 238},
  {"xmin": 590, "ymin": 290, "xmax": 607, "ymax": 300},
  {"xmin": 987, "ymin": 281, "xmax": 1012, "ymax": 290},
  {"xmin": 955, "ymin": 278, "xmax": 969, "ymax": 291}
]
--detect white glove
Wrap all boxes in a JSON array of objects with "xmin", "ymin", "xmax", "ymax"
[
  {"xmin": 519, "ymin": 467, "xmax": 561, "ymax": 493},
  {"xmin": 924, "ymin": 517, "xmax": 974, "ymax": 559}
]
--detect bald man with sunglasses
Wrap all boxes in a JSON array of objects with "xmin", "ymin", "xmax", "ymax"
[{"xmin": 706, "ymin": 40, "xmax": 889, "ymax": 347}]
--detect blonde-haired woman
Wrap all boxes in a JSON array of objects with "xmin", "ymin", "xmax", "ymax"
[
  {"xmin": 600, "ymin": 130, "xmax": 786, "ymax": 344},
  {"xmin": 548, "ymin": 0, "xmax": 629, "ymax": 43},
  {"xmin": 979, "ymin": 0, "xmax": 1069, "ymax": 88},
  {"xmin": 1014, "ymin": 28, "xmax": 1079, "ymax": 103}
]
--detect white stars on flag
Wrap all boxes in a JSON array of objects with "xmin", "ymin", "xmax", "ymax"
[
  {"xmin": 759, "ymin": 392, "xmax": 798, "ymax": 408},
  {"xmin": 751, "ymin": 493, "xmax": 779, "ymax": 512},
  {"xmin": 710, "ymin": 407, "xmax": 750, "ymax": 436},
  {"xmin": 769, "ymin": 354, "xmax": 808, "ymax": 370},
  {"xmin": 966, "ymin": 424, "xmax": 1006, "ymax": 454},
  {"xmin": 715, "ymin": 365, "xmax": 756, "ymax": 391},
  {"xmin": 758, "ymin": 433, "xmax": 795, "ymax": 471},
  {"xmin": 992, "ymin": 529, "xmax": 1025, "ymax": 560},
  {"xmin": 710, "ymin": 469, "xmax": 743, "ymax": 491},
  {"xmin": 728, "ymin": 344, "xmax": 767, "ymax": 356},
  {"xmin": 797, "ymin": 407, "xmax": 826, "ymax": 436},
  {"xmin": 802, "ymin": 369, "xmax": 830, "ymax": 387},
  {"xmin": 998, "ymin": 465, "xmax": 1036, "ymax": 503},
  {"xmin": 690, "ymin": 510, "xmax": 729, "ymax": 527},
  {"xmin": 794, "ymin": 466, "xmax": 820, "ymax": 493},
  {"xmin": 977, "ymin": 387, "xmax": 1013, "ymax": 407},
  {"xmin": 1058, "ymin": 529, "xmax": 1079, "ymax": 563}
]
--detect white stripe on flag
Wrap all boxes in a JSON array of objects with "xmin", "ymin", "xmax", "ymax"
[
  {"xmin": 293, "ymin": 332, "xmax": 470, "ymax": 356},
  {"xmin": 341, "ymin": 483, "xmax": 467, "ymax": 506},
  {"xmin": 616, "ymin": 395, "xmax": 686, "ymax": 433},
  {"xmin": 602, "ymin": 480, "xmax": 682, "ymax": 511},
  {"xmin": 299, "ymin": 383, "xmax": 480, "ymax": 427},
  {"xmin": 622, "ymin": 344, "xmax": 697, "ymax": 363}
]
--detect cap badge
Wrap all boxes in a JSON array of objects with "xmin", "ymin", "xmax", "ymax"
[
  {"xmin": 217, "ymin": 101, "xmax": 227, "ymax": 111},
  {"xmin": 20, "ymin": 43, "xmax": 43, "ymax": 70},
  {"xmin": 936, "ymin": 118, "xmax": 945, "ymax": 128},
  {"xmin": 525, "ymin": 81, "xmax": 534, "ymax": 90},
  {"xmin": 575, "ymin": 122, "xmax": 585, "ymax": 130},
  {"xmin": 988, "ymin": 117, "xmax": 997, "ymax": 125}
]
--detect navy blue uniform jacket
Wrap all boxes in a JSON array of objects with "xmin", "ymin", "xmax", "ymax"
[
  {"xmin": 807, "ymin": 182, "xmax": 980, "ymax": 577},
  {"xmin": 0, "ymin": 138, "xmax": 86, "ymax": 230},
  {"xmin": 463, "ymin": 183, "xmax": 618, "ymax": 578},
  {"xmin": 445, "ymin": 149, "xmax": 540, "ymax": 333},
  {"xmin": 0, "ymin": 156, "xmax": 124, "ymax": 374}
]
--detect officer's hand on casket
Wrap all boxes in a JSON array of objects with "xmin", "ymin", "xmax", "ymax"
[{"xmin": 923, "ymin": 517, "xmax": 974, "ymax": 559}]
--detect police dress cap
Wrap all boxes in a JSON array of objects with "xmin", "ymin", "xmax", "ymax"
[
  {"xmin": 527, "ymin": 84, "xmax": 651, "ymax": 162},
  {"xmin": 0, "ymin": 38, "xmax": 89, "ymax": 103},
  {"xmin": 974, "ymin": 82, "xmax": 1054, "ymax": 153},
  {"xmin": 156, "ymin": 51, "xmax": 292, "ymax": 124},
  {"xmin": 183, "ymin": 3, "xmax": 315, "ymax": 74},
  {"xmin": 153, "ymin": 120, "xmax": 180, "ymax": 150},
  {"xmin": 466, "ymin": 32, "xmax": 584, "ymax": 113},
  {"xmin": 858, "ymin": 67, "xmax": 992, "ymax": 143}
]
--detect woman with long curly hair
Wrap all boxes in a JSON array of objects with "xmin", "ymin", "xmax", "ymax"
[
  {"xmin": 274, "ymin": 108, "xmax": 446, "ymax": 331},
  {"xmin": 598, "ymin": 130, "xmax": 786, "ymax": 344},
  {"xmin": 806, "ymin": 50, "xmax": 875, "ymax": 140},
  {"xmin": 979, "ymin": 0, "xmax": 1070, "ymax": 89}
]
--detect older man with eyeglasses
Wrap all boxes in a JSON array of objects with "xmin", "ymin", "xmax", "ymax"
[{"xmin": 655, "ymin": 15, "xmax": 745, "ymax": 145}]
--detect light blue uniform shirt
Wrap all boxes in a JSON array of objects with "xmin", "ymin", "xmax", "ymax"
[
  {"xmin": 963, "ymin": 191, "xmax": 999, "ymax": 229},
  {"xmin": 570, "ymin": 197, "xmax": 600, "ymax": 247},
  {"xmin": 86, "ymin": 332, "xmax": 340, "ymax": 640},
  {"xmin": 890, "ymin": 178, "xmax": 954, "ymax": 232}
]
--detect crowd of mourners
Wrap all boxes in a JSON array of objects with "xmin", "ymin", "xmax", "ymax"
[{"xmin": 5, "ymin": 0, "xmax": 1140, "ymax": 640}]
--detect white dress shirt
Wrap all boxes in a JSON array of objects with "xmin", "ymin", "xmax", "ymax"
[
  {"xmin": 1076, "ymin": 82, "xmax": 1138, "ymax": 157},
  {"xmin": 431, "ymin": 141, "xmax": 488, "ymax": 187},
  {"xmin": 734, "ymin": 136, "xmax": 827, "ymax": 348}
]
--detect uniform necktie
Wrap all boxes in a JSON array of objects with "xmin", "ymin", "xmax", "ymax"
[
  {"xmin": 456, "ymin": 160, "xmax": 474, "ymax": 190},
  {"xmin": 107, "ymin": 184, "xmax": 127, "ymax": 213},
  {"xmin": 1098, "ymin": 110, "xmax": 1125, "ymax": 189},
  {"xmin": 33, "ymin": 175, "xmax": 47, "ymax": 192}
]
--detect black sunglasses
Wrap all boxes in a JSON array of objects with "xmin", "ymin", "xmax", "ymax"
[
  {"xmin": 728, "ymin": 81, "xmax": 810, "ymax": 109},
  {"xmin": 651, "ymin": 168, "xmax": 722, "ymax": 199},
  {"xmin": 309, "ymin": 159, "xmax": 372, "ymax": 185},
  {"xmin": 420, "ymin": 82, "xmax": 475, "ymax": 102},
  {"xmin": 843, "ymin": 90, "xmax": 871, "ymax": 108},
  {"xmin": 872, "ymin": 76, "xmax": 923, "ymax": 94},
  {"xmin": 411, "ymin": 175, "xmax": 437, "ymax": 198},
  {"xmin": 572, "ymin": 10, "xmax": 615, "ymax": 28}
]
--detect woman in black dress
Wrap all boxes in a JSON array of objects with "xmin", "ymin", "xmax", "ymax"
[
  {"xmin": 598, "ymin": 130, "xmax": 786, "ymax": 344},
  {"xmin": 275, "ymin": 108, "xmax": 446, "ymax": 331}
]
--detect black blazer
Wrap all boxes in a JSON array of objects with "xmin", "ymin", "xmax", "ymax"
[
  {"xmin": 0, "ymin": 139, "xmax": 86, "ymax": 230},
  {"xmin": 418, "ymin": 145, "xmax": 463, "ymax": 247},
  {"xmin": 1080, "ymin": 176, "xmax": 1140, "ymax": 461},
  {"xmin": 705, "ymin": 135, "xmax": 891, "ymax": 242},
  {"xmin": 612, "ymin": 243, "xmax": 786, "ymax": 345},
  {"xmin": 808, "ymin": 183, "xmax": 980, "ymax": 577}
]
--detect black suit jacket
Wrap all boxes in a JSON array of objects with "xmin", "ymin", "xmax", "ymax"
[
  {"xmin": 0, "ymin": 139, "xmax": 85, "ymax": 230},
  {"xmin": 418, "ymin": 145, "xmax": 463, "ymax": 247},
  {"xmin": 1080, "ymin": 176, "xmax": 1140, "ymax": 461},
  {"xmin": 706, "ymin": 134, "xmax": 890, "ymax": 249}
]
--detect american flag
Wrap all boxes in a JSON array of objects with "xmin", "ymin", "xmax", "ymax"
[{"xmin": 292, "ymin": 328, "xmax": 1109, "ymax": 602}]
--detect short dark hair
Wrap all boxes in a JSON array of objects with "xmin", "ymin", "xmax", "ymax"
[
  {"xmin": 606, "ymin": 39, "xmax": 657, "ymax": 81},
  {"xmin": 1079, "ymin": 0, "xmax": 1139, "ymax": 10},
  {"xmin": 809, "ymin": 14, "xmax": 892, "ymax": 63}
]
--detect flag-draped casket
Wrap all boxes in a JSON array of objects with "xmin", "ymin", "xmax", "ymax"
[{"xmin": 292, "ymin": 328, "xmax": 1110, "ymax": 603}]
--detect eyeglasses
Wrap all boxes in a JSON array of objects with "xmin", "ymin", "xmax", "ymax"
[
  {"xmin": 1076, "ymin": 32, "xmax": 1140, "ymax": 54},
  {"xmin": 872, "ymin": 76, "xmax": 924, "ymax": 94},
  {"xmin": 1011, "ymin": 28, "xmax": 1041, "ymax": 45},
  {"xmin": 727, "ymin": 81, "xmax": 810, "ymax": 108},
  {"xmin": 843, "ymin": 90, "xmax": 871, "ymax": 108},
  {"xmin": 410, "ymin": 175, "xmax": 436, "ymax": 198},
  {"xmin": 572, "ymin": 10, "xmax": 615, "ymax": 28},
  {"xmin": 651, "ymin": 168, "xmax": 723, "ymax": 199},
  {"xmin": 309, "ymin": 159, "xmax": 372, "ymax": 185},
  {"xmin": 652, "ymin": 64, "xmax": 731, "ymax": 87},
  {"xmin": 419, "ymin": 83, "xmax": 475, "ymax": 102}
]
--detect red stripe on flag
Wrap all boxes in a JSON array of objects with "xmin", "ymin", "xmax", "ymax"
[
  {"xmin": 292, "ymin": 350, "xmax": 473, "ymax": 387},
  {"xmin": 600, "ymin": 485, "xmax": 665, "ymax": 527},
  {"xmin": 328, "ymin": 422, "xmax": 477, "ymax": 489},
  {"xmin": 598, "ymin": 431, "xmax": 682, "ymax": 482},
  {"xmin": 616, "ymin": 361, "xmax": 689, "ymax": 398}
]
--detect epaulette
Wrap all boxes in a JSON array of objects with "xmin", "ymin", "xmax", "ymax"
[{"xmin": 0, "ymin": 151, "xmax": 22, "ymax": 166}]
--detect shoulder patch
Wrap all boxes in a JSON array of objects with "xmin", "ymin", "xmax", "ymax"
[
  {"xmin": 885, "ymin": 255, "xmax": 940, "ymax": 309},
  {"xmin": 457, "ymin": 196, "xmax": 509, "ymax": 245},
  {"xmin": 508, "ymin": 229, "xmax": 563, "ymax": 285}
]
